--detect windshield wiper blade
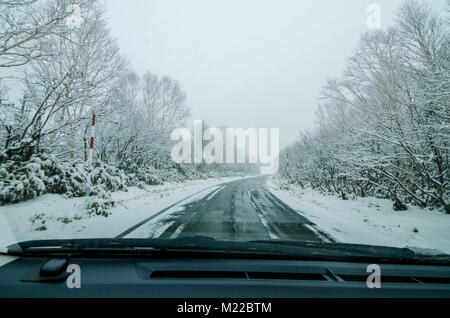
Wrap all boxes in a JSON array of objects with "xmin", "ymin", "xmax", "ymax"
[
  {"xmin": 7, "ymin": 237, "xmax": 450, "ymax": 265},
  {"xmin": 5, "ymin": 237, "xmax": 225, "ymax": 256},
  {"xmin": 249, "ymin": 239, "xmax": 450, "ymax": 265},
  {"xmin": 248, "ymin": 239, "xmax": 416, "ymax": 256}
]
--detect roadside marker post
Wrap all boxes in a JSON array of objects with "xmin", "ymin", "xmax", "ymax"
[
  {"xmin": 286, "ymin": 152, "xmax": 290, "ymax": 184},
  {"xmin": 86, "ymin": 112, "xmax": 96, "ymax": 196}
]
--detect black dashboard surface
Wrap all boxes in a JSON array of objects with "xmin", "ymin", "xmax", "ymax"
[{"xmin": 1, "ymin": 256, "xmax": 450, "ymax": 297}]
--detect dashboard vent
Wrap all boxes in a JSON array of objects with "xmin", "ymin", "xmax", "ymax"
[
  {"xmin": 248, "ymin": 272, "xmax": 328, "ymax": 281},
  {"xmin": 339, "ymin": 275, "xmax": 419, "ymax": 284},
  {"xmin": 338, "ymin": 274, "xmax": 450, "ymax": 285},
  {"xmin": 151, "ymin": 271, "xmax": 247, "ymax": 279},
  {"xmin": 414, "ymin": 277, "xmax": 450, "ymax": 285},
  {"xmin": 150, "ymin": 271, "xmax": 450, "ymax": 284},
  {"xmin": 151, "ymin": 271, "xmax": 328, "ymax": 281}
]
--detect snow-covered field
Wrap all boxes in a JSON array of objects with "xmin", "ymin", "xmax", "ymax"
[
  {"xmin": 267, "ymin": 178, "xmax": 450, "ymax": 254},
  {"xmin": 0, "ymin": 176, "xmax": 244, "ymax": 251}
]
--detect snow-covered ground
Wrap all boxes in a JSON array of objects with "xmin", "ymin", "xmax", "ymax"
[
  {"xmin": 0, "ymin": 176, "xmax": 245, "ymax": 251},
  {"xmin": 267, "ymin": 178, "xmax": 450, "ymax": 254},
  {"xmin": 2, "ymin": 175, "xmax": 449, "ymax": 255}
]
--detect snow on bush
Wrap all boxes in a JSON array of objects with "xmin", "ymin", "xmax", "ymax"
[
  {"xmin": 1, "ymin": 151, "xmax": 132, "ymax": 205},
  {"xmin": 0, "ymin": 147, "xmax": 235, "ymax": 207}
]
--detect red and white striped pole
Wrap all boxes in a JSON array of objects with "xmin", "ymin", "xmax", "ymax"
[
  {"xmin": 88, "ymin": 112, "xmax": 96, "ymax": 167},
  {"xmin": 86, "ymin": 112, "xmax": 96, "ymax": 196},
  {"xmin": 286, "ymin": 152, "xmax": 290, "ymax": 182}
]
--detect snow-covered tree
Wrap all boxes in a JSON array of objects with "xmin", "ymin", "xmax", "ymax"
[{"xmin": 283, "ymin": 0, "xmax": 449, "ymax": 213}]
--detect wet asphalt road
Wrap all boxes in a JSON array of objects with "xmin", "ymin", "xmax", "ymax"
[{"xmin": 120, "ymin": 177, "xmax": 329, "ymax": 242}]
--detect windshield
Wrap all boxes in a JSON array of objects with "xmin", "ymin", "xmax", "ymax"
[{"xmin": 0, "ymin": 0, "xmax": 449, "ymax": 259}]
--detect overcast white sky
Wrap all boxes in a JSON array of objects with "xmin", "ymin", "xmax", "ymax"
[{"xmin": 105, "ymin": 0, "xmax": 447, "ymax": 148}]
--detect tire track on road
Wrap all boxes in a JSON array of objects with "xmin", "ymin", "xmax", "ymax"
[{"xmin": 116, "ymin": 183, "xmax": 230, "ymax": 238}]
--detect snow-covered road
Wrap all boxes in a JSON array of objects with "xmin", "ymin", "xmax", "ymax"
[
  {"xmin": 0, "ymin": 176, "xmax": 246, "ymax": 249},
  {"xmin": 1, "ymin": 175, "xmax": 449, "ymax": 254},
  {"xmin": 121, "ymin": 176, "xmax": 329, "ymax": 242}
]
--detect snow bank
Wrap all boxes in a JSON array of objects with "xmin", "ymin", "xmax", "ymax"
[
  {"xmin": 0, "ymin": 176, "xmax": 244, "ymax": 249},
  {"xmin": 268, "ymin": 178, "xmax": 450, "ymax": 254}
]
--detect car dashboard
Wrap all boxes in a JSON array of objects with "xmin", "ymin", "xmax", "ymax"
[{"xmin": 1, "ymin": 255, "xmax": 449, "ymax": 297}]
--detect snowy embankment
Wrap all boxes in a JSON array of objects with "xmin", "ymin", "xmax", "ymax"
[
  {"xmin": 0, "ymin": 176, "xmax": 244, "ymax": 250},
  {"xmin": 268, "ymin": 178, "xmax": 450, "ymax": 254}
]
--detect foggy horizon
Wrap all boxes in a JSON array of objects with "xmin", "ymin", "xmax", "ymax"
[{"xmin": 106, "ymin": 0, "xmax": 447, "ymax": 149}]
